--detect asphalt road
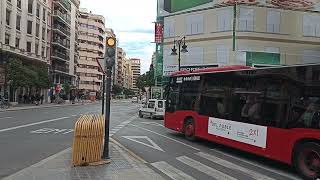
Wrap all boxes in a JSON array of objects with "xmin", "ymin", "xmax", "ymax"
[
  {"xmin": 0, "ymin": 100, "xmax": 139, "ymax": 178},
  {"xmin": 113, "ymin": 116, "xmax": 304, "ymax": 180}
]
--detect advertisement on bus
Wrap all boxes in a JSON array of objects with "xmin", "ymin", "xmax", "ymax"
[{"xmin": 208, "ymin": 117, "xmax": 268, "ymax": 148}]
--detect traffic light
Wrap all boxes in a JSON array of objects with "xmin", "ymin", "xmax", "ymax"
[{"xmin": 105, "ymin": 37, "xmax": 116, "ymax": 68}]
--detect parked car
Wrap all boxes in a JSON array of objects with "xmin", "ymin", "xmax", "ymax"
[
  {"xmin": 139, "ymin": 99, "xmax": 166, "ymax": 119},
  {"xmin": 131, "ymin": 97, "xmax": 138, "ymax": 102}
]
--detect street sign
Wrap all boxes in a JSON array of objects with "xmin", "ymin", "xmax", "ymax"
[{"xmin": 96, "ymin": 58, "xmax": 106, "ymax": 74}]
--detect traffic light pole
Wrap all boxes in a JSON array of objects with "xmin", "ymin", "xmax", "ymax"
[
  {"xmin": 102, "ymin": 68, "xmax": 112, "ymax": 159},
  {"xmin": 101, "ymin": 74, "xmax": 105, "ymax": 115}
]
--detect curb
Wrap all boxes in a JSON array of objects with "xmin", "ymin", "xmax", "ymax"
[{"xmin": 0, "ymin": 102, "xmax": 99, "ymax": 112}]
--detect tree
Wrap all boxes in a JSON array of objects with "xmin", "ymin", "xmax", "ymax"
[
  {"xmin": 112, "ymin": 84, "xmax": 123, "ymax": 95},
  {"xmin": 136, "ymin": 68, "xmax": 155, "ymax": 92}
]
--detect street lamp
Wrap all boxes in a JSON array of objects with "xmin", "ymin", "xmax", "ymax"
[{"xmin": 171, "ymin": 36, "xmax": 188, "ymax": 71}]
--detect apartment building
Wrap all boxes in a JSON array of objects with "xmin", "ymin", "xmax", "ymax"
[
  {"xmin": 130, "ymin": 58, "xmax": 141, "ymax": 92},
  {"xmin": 76, "ymin": 8, "xmax": 106, "ymax": 93},
  {"xmin": 161, "ymin": 0, "xmax": 320, "ymax": 76},
  {"xmin": 51, "ymin": 0, "xmax": 79, "ymax": 86},
  {"xmin": 0, "ymin": 0, "xmax": 53, "ymax": 100},
  {"xmin": 116, "ymin": 47, "xmax": 125, "ymax": 86},
  {"xmin": 123, "ymin": 59, "xmax": 133, "ymax": 89}
]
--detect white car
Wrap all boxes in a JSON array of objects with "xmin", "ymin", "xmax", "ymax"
[{"xmin": 139, "ymin": 99, "xmax": 166, "ymax": 119}]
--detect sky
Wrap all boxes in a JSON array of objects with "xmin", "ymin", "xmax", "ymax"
[{"xmin": 80, "ymin": 0, "xmax": 157, "ymax": 74}]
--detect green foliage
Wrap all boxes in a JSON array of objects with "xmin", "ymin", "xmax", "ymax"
[
  {"xmin": 7, "ymin": 59, "xmax": 50, "ymax": 89},
  {"xmin": 112, "ymin": 84, "xmax": 123, "ymax": 95},
  {"xmin": 136, "ymin": 68, "xmax": 155, "ymax": 91},
  {"xmin": 123, "ymin": 88, "xmax": 135, "ymax": 96}
]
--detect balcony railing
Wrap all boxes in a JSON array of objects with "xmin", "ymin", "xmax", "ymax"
[
  {"xmin": 52, "ymin": 38, "xmax": 70, "ymax": 48},
  {"xmin": 53, "ymin": 65, "xmax": 69, "ymax": 74},
  {"xmin": 52, "ymin": 51, "xmax": 70, "ymax": 61},
  {"xmin": 52, "ymin": 24, "xmax": 71, "ymax": 36},
  {"xmin": 53, "ymin": 10, "xmax": 71, "ymax": 24},
  {"xmin": 54, "ymin": 0, "xmax": 71, "ymax": 11}
]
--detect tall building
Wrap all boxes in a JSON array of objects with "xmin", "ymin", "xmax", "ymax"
[
  {"xmin": 51, "ymin": 0, "xmax": 80, "ymax": 86},
  {"xmin": 76, "ymin": 8, "xmax": 105, "ymax": 93},
  {"xmin": 116, "ymin": 47, "xmax": 125, "ymax": 86},
  {"xmin": 0, "ymin": 0, "xmax": 53, "ymax": 100},
  {"xmin": 123, "ymin": 59, "xmax": 133, "ymax": 89},
  {"xmin": 130, "ymin": 58, "xmax": 141, "ymax": 92},
  {"xmin": 159, "ymin": 0, "xmax": 320, "ymax": 78}
]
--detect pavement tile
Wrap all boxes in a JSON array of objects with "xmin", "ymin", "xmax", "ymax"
[{"xmin": 3, "ymin": 141, "xmax": 165, "ymax": 180}]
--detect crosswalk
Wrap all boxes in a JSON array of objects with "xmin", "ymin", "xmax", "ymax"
[{"xmin": 151, "ymin": 151, "xmax": 301, "ymax": 180}]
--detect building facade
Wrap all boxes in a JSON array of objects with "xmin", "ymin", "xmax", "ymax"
[
  {"xmin": 51, "ymin": 0, "xmax": 79, "ymax": 86},
  {"xmin": 0, "ymin": 0, "xmax": 53, "ymax": 101},
  {"xmin": 77, "ymin": 8, "xmax": 105, "ymax": 93},
  {"xmin": 159, "ymin": 0, "xmax": 320, "ymax": 77},
  {"xmin": 115, "ymin": 47, "xmax": 125, "ymax": 86},
  {"xmin": 130, "ymin": 58, "xmax": 141, "ymax": 92}
]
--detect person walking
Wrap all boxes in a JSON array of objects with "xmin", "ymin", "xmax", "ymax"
[
  {"xmin": 35, "ymin": 92, "xmax": 40, "ymax": 106},
  {"xmin": 40, "ymin": 94, "xmax": 44, "ymax": 104}
]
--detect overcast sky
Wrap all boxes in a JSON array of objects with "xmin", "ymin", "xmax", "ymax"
[{"xmin": 80, "ymin": 0, "xmax": 157, "ymax": 74}]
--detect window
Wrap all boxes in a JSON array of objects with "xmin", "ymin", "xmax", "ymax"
[
  {"xmin": 217, "ymin": 45, "xmax": 229, "ymax": 65},
  {"xmin": 148, "ymin": 101, "xmax": 155, "ymax": 108},
  {"xmin": 185, "ymin": 47, "xmax": 204, "ymax": 65},
  {"xmin": 27, "ymin": 21, "xmax": 32, "ymax": 34},
  {"xmin": 186, "ymin": 14, "xmax": 204, "ymax": 35},
  {"xmin": 15, "ymin": 38, "xmax": 20, "ymax": 48},
  {"xmin": 43, "ymin": 8, "xmax": 46, "ymax": 21},
  {"xmin": 303, "ymin": 15, "xmax": 320, "ymax": 37},
  {"xmin": 239, "ymin": 8, "xmax": 254, "ymax": 31},
  {"xmin": 236, "ymin": 46, "xmax": 252, "ymax": 65},
  {"xmin": 17, "ymin": 0, "xmax": 21, "ymax": 9},
  {"xmin": 27, "ymin": 42, "xmax": 32, "ymax": 52},
  {"xmin": 158, "ymin": 101, "xmax": 164, "ymax": 108},
  {"xmin": 303, "ymin": 50, "xmax": 320, "ymax": 64},
  {"xmin": 6, "ymin": 9, "xmax": 11, "ymax": 26},
  {"xmin": 267, "ymin": 10, "xmax": 280, "ymax": 33},
  {"xmin": 36, "ymin": 4, "xmax": 40, "ymax": 18},
  {"xmin": 36, "ymin": 23, "xmax": 40, "ymax": 37},
  {"xmin": 42, "ymin": 27, "xmax": 46, "ymax": 40},
  {"xmin": 5, "ymin": 33, "xmax": 10, "ymax": 45},
  {"xmin": 164, "ymin": 19, "xmax": 175, "ymax": 38},
  {"xmin": 35, "ymin": 43, "xmax": 39, "ymax": 55},
  {"xmin": 218, "ymin": 8, "xmax": 232, "ymax": 31},
  {"xmin": 28, "ymin": 0, "xmax": 33, "ymax": 14},
  {"xmin": 16, "ymin": 15, "xmax": 21, "ymax": 30}
]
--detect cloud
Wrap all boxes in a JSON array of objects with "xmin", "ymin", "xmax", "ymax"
[{"xmin": 80, "ymin": 0, "xmax": 157, "ymax": 74}]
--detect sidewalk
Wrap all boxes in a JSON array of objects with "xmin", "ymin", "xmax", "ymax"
[
  {"xmin": 3, "ymin": 139, "xmax": 164, "ymax": 180},
  {"xmin": 0, "ymin": 101, "xmax": 101, "ymax": 112}
]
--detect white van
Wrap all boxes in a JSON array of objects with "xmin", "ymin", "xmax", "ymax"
[{"xmin": 139, "ymin": 99, "xmax": 166, "ymax": 119}]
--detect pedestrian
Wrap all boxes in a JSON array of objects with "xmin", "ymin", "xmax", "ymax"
[
  {"xmin": 40, "ymin": 94, "xmax": 44, "ymax": 104},
  {"xmin": 23, "ymin": 94, "xmax": 27, "ymax": 104},
  {"xmin": 35, "ymin": 92, "xmax": 40, "ymax": 106}
]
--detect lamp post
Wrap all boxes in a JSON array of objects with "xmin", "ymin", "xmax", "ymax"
[{"xmin": 171, "ymin": 36, "xmax": 188, "ymax": 71}]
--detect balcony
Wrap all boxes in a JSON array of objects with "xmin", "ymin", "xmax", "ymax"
[
  {"xmin": 53, "ymin": 10, "xmax": 71, "ymax": 24},
  {"xmin": 52, "ymin": 51, "xmax": 70, "ymax": 62},
  {"xmin": 53, "ymin": 65, "xmax": 69, "ymax": 74},
  {"xmin": 52, "ymin": 38, "xmax": 70, "ymax": 49},
  {"xmin": 52, "ymin": 24, "xmax": 71, "ymax": 37},
  {"xmin": 53, "ymin": 0, "xmax": 71, "ymax": 11}
]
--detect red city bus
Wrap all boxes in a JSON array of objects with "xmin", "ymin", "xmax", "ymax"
[{"xmin": 164, "ymin": 64, "xmax": 320, "ymax": 179}]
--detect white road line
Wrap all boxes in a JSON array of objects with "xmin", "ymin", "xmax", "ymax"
[
  {"xmin": 177, "ymin": 156, "xmax": 237, "ymax": 180},
  {"xmin": 0, "ymin": 117, "xmax": 13, "ymax": 120},
  {"xmin": 129, "ymin": 124, "xmax": 200, "ymax": 151},
  {"xmin": 211, "ymin": 149, "xmax": 302, "ymax": 180},
  {"xmin": 0, "ymin": 117, "xmax": 69, "ymax": 133},
  {"xmin": 151, "ymin": 161, "xmax": 196, "ymax": 180},
  {"xmin": 197, "ymin": 152, "xmax": 275, "ymax": 180},
  {"xmin": 71, "ymin": 115, "xmax": 77, "ymax": 117}
]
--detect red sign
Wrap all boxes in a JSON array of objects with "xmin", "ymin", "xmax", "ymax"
[{"xmin": 155, "ymin": 22, "xmax": 163, "ymax": 44}]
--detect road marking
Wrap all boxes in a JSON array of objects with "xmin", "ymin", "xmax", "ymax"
[
  {"xmin": 0, "ymin": 117, "xmax": 69, "ymax": 133},
  {"xmin": 30, "ymin": 128, "xmax": 74, "ymax": 135},
  {"xmin": 71, "ymin": 115, "xmax": 77, "ymax": 117},
  {"xmin": 211, "ymin": 149, "xmax": 302, "ymax": 180},
  {"xmin": 0, "ymin": 117, "xmax": 13, "ymax": 120},
  {"xmin": 197, "ymin": 152, "xmax": 275, "ymax": 180},
  {"xmin": 151, "ymin": 161, "xmax": 196, "ymax": 180},
  {"xmin": 129, "ymin": 124, "xmax": 200, "ymax": 151},
  {"xmin": 122, "ymin": 136, "xmax": 164, "ymax": 152},
  {"xmin": 140, "ymin": 122, "xmax": 163, "ymax": 127},
  {"xmin": 177, "ymin": 156, "xmax": 237, "ymax": 180}
]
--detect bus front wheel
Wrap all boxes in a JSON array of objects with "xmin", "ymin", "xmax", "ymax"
[
  {"xmin": 184, "ymin": 119, "xmax": 196, "ymax": 141},
  {"xmin": 294, "ymin": 142, "xmax": 320, "ymax": 180}
]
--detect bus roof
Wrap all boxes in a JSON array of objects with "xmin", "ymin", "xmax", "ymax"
[{"xmin": 170, "ymin": 65, "xmax": 253, "ymax": 77}]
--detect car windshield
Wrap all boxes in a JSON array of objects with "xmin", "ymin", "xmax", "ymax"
[{"xmin": 148, "ymin": 101, "xmax": 155, "ymax": 108}]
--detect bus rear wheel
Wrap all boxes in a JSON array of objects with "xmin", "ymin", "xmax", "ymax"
[
  {"xmin": 184, "ymin": 119, "xmax": 196, "ymax": 141},
  {"xmin": 294, "ymin": 142, "xmax": 320, "ymax": 180}
]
